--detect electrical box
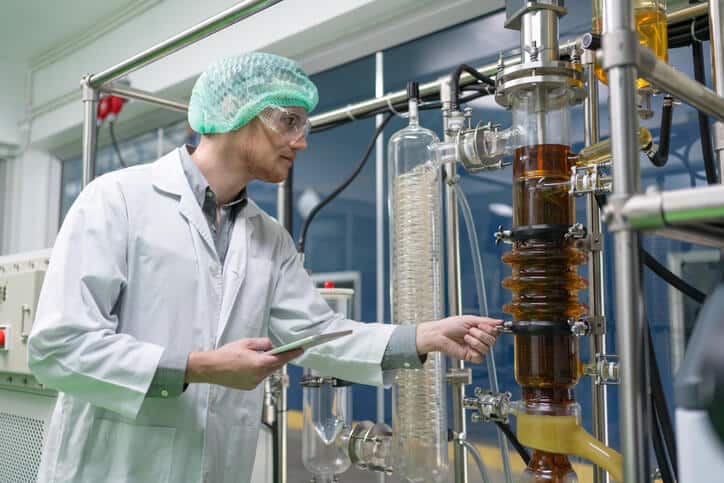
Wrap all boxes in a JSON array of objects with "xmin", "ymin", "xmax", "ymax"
[{"xmin": 0, "ymin": 250, "xmax": 51, "ymax": 389}]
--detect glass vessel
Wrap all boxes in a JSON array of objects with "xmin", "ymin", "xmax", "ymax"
[
  {"xmin": 388, "ymin": 83, "xmax": 448, "ymax": 483},
  {"xmin": 592, "ymin": 0, "xmax": 668, "ymax": 88}
]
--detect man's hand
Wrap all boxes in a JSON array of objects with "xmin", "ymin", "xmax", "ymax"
[
  {"xmin": 185, "ymin": 338, "xmax": 303, "ymax": 390},
  {"xmin": 416, "ymin": 315, "xmax": 501, "ymax": 364}
]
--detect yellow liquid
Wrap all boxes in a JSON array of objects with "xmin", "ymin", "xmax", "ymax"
[
  {"xmin": 517, "ymin": 412, "xmax": 624, "ymax": 482},
  {"xmin": 593, "ymin": 7, "xmax": 668, "ymax": 89}
]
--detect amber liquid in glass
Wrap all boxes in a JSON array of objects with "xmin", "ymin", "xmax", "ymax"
[
  {"xmin": 502, "ymin": 145, "xmax": 586, "ymax": 481},
  {"xmin": 593, "ymin": 6, "xmax": 668, "ymax": 89}
]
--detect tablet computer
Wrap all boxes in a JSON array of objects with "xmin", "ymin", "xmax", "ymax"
[{"xmin": 266, "ymin": 330, "xmax": 354, "ymax": 355}]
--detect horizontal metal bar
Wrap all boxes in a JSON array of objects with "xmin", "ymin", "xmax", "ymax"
[
  {"xmin": 101, "ymin": 85, "xmax": 188, "ymax": 113},
  {"xmin": 620, "ymin": 184, "xmax": 724, "ymax": 230},
  {"xmin": 635, "ymin": 45, "xmax": 724, "ymax": 123},
  {"xmin": 652, "ymin": 226, "xmax": 724, "ymax": 248},
  {"xmin": 89, "ymin": 0, "xmax": 282, "ymax": 88},
  {"xmin": 310, "ymin": 38, "xmax": 577, "ymax": 127},
  {"xmin": 667, "ymin": 2, "xmax": 709, "ymax": 24}
]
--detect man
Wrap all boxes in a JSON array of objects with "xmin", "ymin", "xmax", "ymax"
[{"xmin": 28, "ymin": 52, "xmax": 500, "ymax": 483}]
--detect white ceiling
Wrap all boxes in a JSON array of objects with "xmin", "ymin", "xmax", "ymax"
[{"xmin": 0, "ymin": 0, "xmax": 139, "ymax": 63}]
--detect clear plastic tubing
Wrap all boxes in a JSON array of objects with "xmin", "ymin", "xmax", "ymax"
[
  {"xmin": 388, "ymin": 83, "xmax": 449, "ymax": 483},
  {"xmin": 453, "ymin": 182, "xmax": 514, "ymax": 483}
]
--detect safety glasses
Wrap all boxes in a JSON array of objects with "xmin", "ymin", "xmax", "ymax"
[{"xmin": 258, "ymin": 106, "xmax": 311, "ymax": 143}]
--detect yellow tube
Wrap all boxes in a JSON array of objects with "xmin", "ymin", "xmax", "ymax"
[
  {"xmin": 575, "ymin": 127, "xmax": 653, "ymax": 167},
  {"xmin": 516, "ymin": 412, "xmax": 623, "ymax": 482}
]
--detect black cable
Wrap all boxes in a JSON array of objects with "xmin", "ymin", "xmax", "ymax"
[
  {"xmin": 494, "ymin": 421, "xmax": 531, "ymax": 466},
  {"xmin": 108, "ymin": 121, "xmax": 128, "ymax": 168},
  {"xmin": 639, "ymin": 250, "xmax": 678, "ymax": 483},
  {"xmin": 592, "ymin": 196, "xmax": 706, "ymax": 304},
  {"xmin": 648, "ymin": 95, "xmax": 673, "ymax": 167},
  {"xmin": 647, "ymin": 322, "xmax": 679, "ymax": 479},
  {"xmin": 298, "ymin": 112, "xmax": 394, "ymax": 254},
  {"xmin": 640, "ymin": 248, "xmax": 707, "ymax": 304},
  {"xmin": 451, "ymin": 63, "xmax": 496, "ymax": 111},
  {"xmin": 690, "ymin": 15, "xmax": 719, "ymax": 184}
]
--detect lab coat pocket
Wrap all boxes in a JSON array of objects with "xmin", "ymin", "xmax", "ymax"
[
  {"xmin": 77, "ymin": 418, "xmax": 176, "ymax": 483},
  {"xmin": 236, "ymin": 257, "xmax": 274, "ymax": 335}
]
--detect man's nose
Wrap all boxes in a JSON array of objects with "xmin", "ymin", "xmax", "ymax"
[{"xmin": 290, "ymin": 135, "xmax": 307, "ymax": 151}]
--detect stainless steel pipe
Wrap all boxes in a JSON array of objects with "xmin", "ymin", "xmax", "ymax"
[
  {"xmin": 634, "ymin": 45, "xmax": 724, "ymax": 123},
  {"xmin": 101, "ymin": 85, "xmax": 188, "ymax": 113},
  {"xmin": 81, "ymin": 79, "xmax": 99, "ymax": 188},
  {"xmin": 667, "ymin": 2, "xmax": 709, "ymax": 24},
  {"xmin": 583, "ymin": 57, "xmax": 609, "ymax": 483},
  {"xmin": 603, "ymin": 0, "xmax": 650, "ymax": 481},
  {"xmin": 441, "ymin": 77, "xmax": 469, "ymax": 483},
  {"xmin": 618, "ymin": 184, "xmax": 724, "ymax": 230},
  {"xmin": 710, "ymin": 0, "xmax": 724, "ymax": 180},
  {"xmin": 88, "ymin": 0, "xmax": 283, "ymax": 88}
]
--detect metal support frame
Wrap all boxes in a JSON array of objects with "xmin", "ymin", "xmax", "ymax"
[
  {"xmin": 603, "ymin": 1, "xmax": 649, "ymax": 481},
  {"xmin": 583, "ymin": 51, "xmax": 609, "ymax": 483},
  {"xmin": 441, "ymin": 77, "xmax": 469, "ymax": 483},
  {"xmin": 81, "ymin": 0, "xmax": 283, "ymax": 186},
  {"xmin": 710, "ymin": 0, "xmax": 724, "ymax": 180},
  {"xmin": 374, "ymin": 50, "xmax": 386, "ymax": 483},
  {"xmin": 101, "ymin": 84, "xmax": 188, "ymax": 113}
]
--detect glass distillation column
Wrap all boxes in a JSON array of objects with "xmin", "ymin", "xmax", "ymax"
[
  {"xmin": 388, "ymin": 82, "xmax": 449, "ymax": 483},
  {"xmin": 496, "ymin": 2, "xmax": 592, "ymax": 481}
]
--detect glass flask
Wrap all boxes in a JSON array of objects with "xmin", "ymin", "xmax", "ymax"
[
  {"xmin": 388, "ymin": 83, "xmax": 448, "ymax": 483},
  {"xmin": 301, "ymin": 369, "xmax": 352, "ymax": 483},
  {"xmin": 592, "ymin": 0, "xmax": 668, "ymax": 88}
]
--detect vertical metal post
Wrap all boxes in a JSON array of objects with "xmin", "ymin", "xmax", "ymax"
[
  {"xmin": 710, "ymin": 0, "xmax": 724, "ymax": 179},
  {"xmin": 275, "ymin": 179, "xmax": 291, "ymax": 483},
  {"xmin": 583, "ymin": 56, "xmax": 609, "ymax": 483},
  {"xmin": 603, "ymin": 1, "xmax": 649, "ymax": 481},
  {"xmin": 374, "ymin": 50, "xmax": 387, "ymax": 483},
  {"xmin": 441, "ymin": 78, "xmax": 468, "ymax": 483},
  {"xmin": 81, "ymin": 77, "xmax": 99, "ymax": 188}
]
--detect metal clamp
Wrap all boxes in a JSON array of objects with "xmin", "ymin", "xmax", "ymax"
[
  {"xmin": 464, "ymin": 390, "xmax": 512, "ymax": 424},
  {"xmin": 301, "ymin": 375, "xmax": 352, "ymax": 388},
  {"xmin": 569, "ymin": 317, "xmax": 591, "ymax": 337},
  {"xmin": 583, "ymin": 354, "xmax": 621, "ymax": 385},
  {"xmin": 495, "ymin": 321, "xmax": 514, "ymax": 334},
  {"xmin": 564, "ymin": 223, "xmax": 587, "ymax": 241},
  {"xmin": 494, "ymin": 225, "xmax": 513, "ymax": 245},
  {"xmin": 445, "ymin": 367, "xmax": 473, "ymax": 385},
  {"xmin": 570, "ymin": 163, "xmax": 613, "ymax": 196}
]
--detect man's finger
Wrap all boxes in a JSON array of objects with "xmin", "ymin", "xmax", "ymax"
[
  {"xmin": 469, "ymin": 327, "xmax": 496, "ymax": 346},
  {"xmin": 244, "ymin": 338, "xmax": 273, "ymax": 351},
  {"xmin": 464, "ymin": 334, "xmax": 491, "ymax": 355}
]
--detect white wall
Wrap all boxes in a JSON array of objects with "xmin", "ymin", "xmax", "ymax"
[
  {"xmin": 0, "ymin": 60, "xmax": 27, "ymax": 150},
  {"xmin": 0, "ymin": 150, "xmax": 61, "ymax": 254}
]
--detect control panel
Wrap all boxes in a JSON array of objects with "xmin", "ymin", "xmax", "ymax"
[{"xmin": 0, "ymin": 250, "xmax": 51, "ymax": 389}]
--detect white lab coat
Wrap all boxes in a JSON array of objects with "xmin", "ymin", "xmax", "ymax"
[{"xmin": 28, "ymin": 148, "xmax": 396, "ymax": 483}]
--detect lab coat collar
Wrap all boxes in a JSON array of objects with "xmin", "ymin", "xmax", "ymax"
[{"xmin": 152, "ymin": 149, "xmax": 216, "ymax": 257}]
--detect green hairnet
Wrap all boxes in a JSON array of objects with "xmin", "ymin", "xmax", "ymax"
[{"xmin": 188, "ymin": 52, "xmax": 319, "ymax": 134}]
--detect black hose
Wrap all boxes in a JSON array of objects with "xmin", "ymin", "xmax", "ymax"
[
  {"xmin": 108, "ymin": 121, "xmax": 128, "ymax": 168},
  {"xmin": 494, "ymin": 420, "xmax": 531, "ymax": 466},
  {"xmin": 639, "ymin": 254, "xmax": 678, "ymax": 482},
  {"xmin": 298, "ymin": 112, "xmax": 394, "ymax": 254},
  {"xmin": 592, "ymin": 196, "xmax": 706, "ymax": 304},
  {"xmin": 647, "ymin": 322, "xmax": 679, "ymax": 480},
  {"xmin": 690, "ymin": 22, "xmax": 719, "ymax": 184},
  {"xmin": 640, "ymin": 248, "xmax": 707, "ymax": 304},
  {"xmin": 451, "ymin": 64, "xmax": 496, "ymax": 111},
  {"xmin": 648, "ymin": 95, "xmax": 674, "ymax": 167}
]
